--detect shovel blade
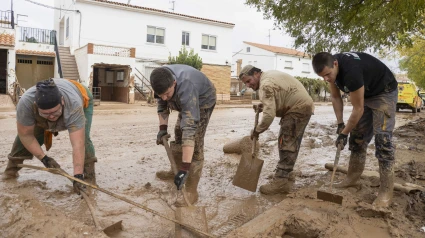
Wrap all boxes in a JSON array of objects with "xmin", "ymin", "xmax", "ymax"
[
  {"xmin": 175, "ymin": 206, "xmax": 208, "ymax": 238},
  {"xmin": 317, "ymin": 190, "xmax": 343, "ymax": 205},
  {"xmin": 232, "ymin": 153, "xmax": 264, "ymax": 192},
  {"xmin": 102, "ymin": 220, "xmax": 123, "ymax": 237}
]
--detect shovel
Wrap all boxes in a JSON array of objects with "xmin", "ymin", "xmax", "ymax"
[
  {"xmin": 162, "ymin": 135, "xmax": 209, "ymax": 238},
  {"xmin": 232, "ymin": 104, "xmax": 264, "ymax": 192},
  {"xmin": 53, "ymin": 168, "xmax": 123, "ymax": 236},
  {"xmin": 18, "ymin": 164, "xmax": 215, "ymax": 237},
  {"xmin": 317, "ymin": 145, "xmax": 344, "ymax": 204}
]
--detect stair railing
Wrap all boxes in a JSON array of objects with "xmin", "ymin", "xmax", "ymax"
[{"xmin": 52, "ymin": 30, "xmax": 63, "ymax": 78}]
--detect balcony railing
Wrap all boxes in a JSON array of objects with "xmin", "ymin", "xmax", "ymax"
[
  {"xmin": 0, "ymin": 10, "xmax": 14, "ymax": 29},
  {"xmin": 20, "ymin": 27, "xmax": 54, "ymax": 45},
  {"xmin": 92, "ymin": 44, "xmax": 134, "ymax": 57}
]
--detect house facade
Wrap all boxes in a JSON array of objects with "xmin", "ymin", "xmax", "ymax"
[
  {"xmin": 53, "ymin": 0, "xmax": 234, "ymax": 103},
  {"xmin": 0, "ymin": 9, "xmax": 58, "ymax": 98},
  {"xmin": 230, "ymin": 41, "xmax": 319, "ymax": 95}
]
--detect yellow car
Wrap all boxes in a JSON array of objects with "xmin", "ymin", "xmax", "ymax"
[{"xmin": 397, "ymin": 82, "xmax": 422, "ymax": 113}]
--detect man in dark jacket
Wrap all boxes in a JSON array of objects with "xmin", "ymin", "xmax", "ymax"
[
  {"xmin": 150, "ymin": 64, "xmax": 216, "ymax": 206},
  {"xmin": 312, "ymin": 52, "xmax": 398, "ymax": 208}
]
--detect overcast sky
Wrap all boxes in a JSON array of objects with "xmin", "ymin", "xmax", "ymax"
[{"xmin": 1, "ymin": 0, "xmax": 401, "ymax": 72}]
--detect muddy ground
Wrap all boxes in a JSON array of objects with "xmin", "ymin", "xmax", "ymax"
[{"xmin": 0, "ymin": 101, "xmax": 424, "ymax": 237}]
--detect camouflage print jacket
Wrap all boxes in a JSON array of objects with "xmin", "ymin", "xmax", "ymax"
[{"xmin": 157, "ymin": 65, "xmax": 216, "ymax": 146}]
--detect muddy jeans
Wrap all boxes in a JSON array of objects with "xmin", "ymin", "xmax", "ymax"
[
  {"xmin": 276, "ymin": 112, "xmax": 311, "ymax": 178},
  {"xmin": 8, "ymin": 86, "xmax": 96, "ymax": 163},
  {"xmin": 174, "ymin": 105, "xmax": 215, "ymax": 161},
  {"xmin": 349, "ymin": 89, "xmax": 398, "ymax": 164}
]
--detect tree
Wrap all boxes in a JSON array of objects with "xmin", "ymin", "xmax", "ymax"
[
  {"xmin": 168, "ymin": 46, "xmax": 203, "ymax": 70},
  {"xmin": 399, "ymin": 37, "xmax": 425, "ymax": 88},
  {"xmin": 245, "ymin": 0, "xmax": 425, "ymax": 54}
]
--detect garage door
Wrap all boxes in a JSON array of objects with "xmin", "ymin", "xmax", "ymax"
[{"xmin": 16, "ymin": 55, "xmax": 54, "ymax": 90}]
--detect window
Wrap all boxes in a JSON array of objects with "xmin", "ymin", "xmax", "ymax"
[
  {"xmin": 284, "ymin": 61, "xmax": 293, "ymax": 69},
  {"xmin": 17, "ymin": 59, "xmax": 32, "ymax": 64},
  {"xmin": 247, "ymin": 47, "xmax": 250, "ymax": 52},
  {"xmin": 201, "ymin": 34, "xmax": 216, "ymax": 50},
  {"xmin": 116, "ymin": 71, "xmax": 124, "ymax": 81},
  {"xmin": 302, "ymin": 63, "xmax": 311, "ymax": 73},
  {"xmin": 66, "ymin": 17, "xmax": 69, "ymax": 38},
  {"xmin": 147, "ymin": 26, "xmax": 165, "ymax": 44},
  {"xmin": 182, "ymin": 31, "xmax": 190, "ymax": 46}
]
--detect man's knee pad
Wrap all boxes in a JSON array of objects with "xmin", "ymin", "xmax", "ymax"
[
  {"xmin": 349, "ymin": 132, "xmax": 366, "ymax": 151},
  {"xmin": 375, "ymin": 133, "xmax": 394, "ymax": 160}
]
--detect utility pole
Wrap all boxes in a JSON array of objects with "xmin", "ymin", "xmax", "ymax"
[
  {"xmin": 11, "ymin": 0, "xmax": 15, "ymax": 29},
  {"xmin": 267, "ymin": 29, "xmax": 271, "ymax": 45},
  {"xmin": 170, "ymin": 0, "xmax": 175, "ymax": 12}
]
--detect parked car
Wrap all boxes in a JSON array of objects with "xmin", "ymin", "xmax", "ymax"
[{"xmin": 397, "ymin": 81, "xmax": 422, "ymax": 113}]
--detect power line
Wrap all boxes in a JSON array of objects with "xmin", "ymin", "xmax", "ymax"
[{"xmin": 24, "ymin": 0, "xmax": 77, "ymax": 12}]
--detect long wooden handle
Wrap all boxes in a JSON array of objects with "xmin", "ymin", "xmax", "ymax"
[
  {"xmin": 252, "ymin": 105, "xmax": 260, "ymax": 156},
  {"xmin": 329, "ymin": 145, "xmax": 342, "ymax": 190},
  {"xmin": 18, "ymin": 164, "xmax": 214, "ymax": 238},
  {"xmin": 162, "ymin": 135, "xmax": 193, "ymax": 208},
  {"xmin": 80, "ymin": 190, "xmax": 103, "ymax": 230}
]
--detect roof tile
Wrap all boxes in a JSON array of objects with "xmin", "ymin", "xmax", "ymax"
[
  {"xmin": 16, "ymin": 49, "xmax": 55, "ymax": 57},
  {"xmin": 244, "ymin": 41, "xmax": 309, "ymax": 57},
  {"xmin": 92, "ymin": 0, "xmax": 234, "ymax": 26},
  {"xmin": 0, "ymin": 33, "xmax": 15, "ymax": 47}
]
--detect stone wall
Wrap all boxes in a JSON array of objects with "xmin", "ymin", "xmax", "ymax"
[{"xmin": 201, "ymin": 64, "xmax": 231, "ymax": 101}]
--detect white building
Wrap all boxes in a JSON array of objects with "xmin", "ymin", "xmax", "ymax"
[
  {"xmin": 52, "ymin": 0, "xmax": 234, "ymax": 103},
  {"xmin": 232, "ymin": 41, "xmax": 318, "ymax": 79},
  {"xmin": 0, "ymin": 10, "xmax": 57, "ymax": 97}
]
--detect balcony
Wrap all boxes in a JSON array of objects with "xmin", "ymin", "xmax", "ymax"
[
  {"xmin": 0, "ymin": 10, "xmax": 14, "ymax": 29},
  {"xmin": 19, "ymin": 27, "xmax": 54, "ymax": 45},
  {"xmin": 88, "ymin": 43, "xmax": 135, "ymax": 58}
]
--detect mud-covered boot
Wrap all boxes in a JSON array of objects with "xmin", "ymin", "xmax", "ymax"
[
  {"xmin": 175, "ymin": 160, "xmax": 203, "ymax": 207},
  {"xmin": 1, "ymin": 155, "xmax": 31, "ymax": 180},
  {"xmin": 334, "ymin": 149, "xmax": 366, "ymax": 188},
  {"xmin": 260, "ymin": 170, "xmax": 295, "ymax": 195},
  {"xmin": 372, "ymin": 161, "xmax": 394, "ymax": 208},
  {"xmin": 156, "ymin": 142, "xmax": 182, "ymax": 180},
  {"xmin": 84, "ymin": 157, "xmax": 98, "ymax": 182}
]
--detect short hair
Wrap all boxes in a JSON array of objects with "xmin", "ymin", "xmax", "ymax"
[
  {"xmin": 312, "ymin": 52, "xmax": 335, "ymax": 74},
  {"xmin": 150, "ymin": 67, "xmax": 175, "ymax": 95},
  {"xmin": 238, "ymin": 66, "xmax": 262, "ymax": 80}
]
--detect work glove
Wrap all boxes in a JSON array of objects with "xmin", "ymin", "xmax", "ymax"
[
  {"xmin": 156, "ymin": 125, "xmax": 168, "ymax": 145},
  {"xmin": 73, "ymin": 174, "xmax": 86, "ymax": 195},
  {"xmin": 335, "ymin": 133, "xmax": 348, "ymax": 150},
  {"xmin": 253, "ymin": 103, "xmax": 264, "ymax": 113},
  {"xmin": 174, "ymin": 162, "xmax": 191, "ymax": 190},
  {"xmin": 336, "ymin": 122, "xmax": 345, "ymax": 134},
  {"xmin": 250, "ymin": 129, "xmax": 260, "ymax": 140},
  {"xmin": 41, "ymin": 155, "xmax": 61, "ymax": 169}
]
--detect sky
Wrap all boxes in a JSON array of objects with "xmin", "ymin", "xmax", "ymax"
[{"xmin": 0, "ymin": 0, "xmax": 402, "ymax": 72}]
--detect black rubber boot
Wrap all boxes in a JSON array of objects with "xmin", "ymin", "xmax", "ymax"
[
  {"xmin": 334, "ymin": 149, "xmax": 366, "ymax": 188},
  {"xmin": 372, "ymin": 160, "xmax": 394, "ymax": 208}
]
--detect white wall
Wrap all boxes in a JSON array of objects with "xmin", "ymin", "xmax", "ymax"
[
  {"xmin": 74, "ymin": 45, "xmax": 89, "ymax": 84},
  {"xmin": 54, "ymin": 0, "xmax": 233, "ymax": 66},
  {"xmin": 232, "ymin": 44, "xmax": 276, "ymax": 77},
  {"xmin": 276, "ymin": 55, "xmax": 318, "ymax": 79},
  {"xmin": 7, "ymin": 49, "xmax": 16, "ymax": 95},
  {"xmin": 232, "ymin": 43, "xmax": 319, "ymax": 79}
]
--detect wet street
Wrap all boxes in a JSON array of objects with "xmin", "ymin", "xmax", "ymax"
[{"xmin": 1, "ymin": 103, "xmax": 424, "ymax": 237}]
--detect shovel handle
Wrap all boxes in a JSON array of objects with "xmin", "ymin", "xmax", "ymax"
[
  {"xmin": 162, "ymin": 134, "xmax": 178, "ymax": 174},
  {"xmin": 161, "ymin": 135, "xmax": 194, "ymax": 208},
  {"xmin": 18, "ymin": 164, "xmax": 215, "ymax": 238},
  {"xmin": 252, "ymin": 105, "xmax": 260, "ymax": 156},
  {"xmin": 329, "ymin": 145, "xmax": 342, "ymax": 190}
]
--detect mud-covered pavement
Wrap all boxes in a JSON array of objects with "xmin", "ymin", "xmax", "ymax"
[{"xmin": 1, "ymin": 102, "xmax": 425, "ymax": 237}]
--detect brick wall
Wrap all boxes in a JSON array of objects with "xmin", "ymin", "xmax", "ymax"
[{"xmin": 201, "ymin": 64, "xmax": 231, "ymax": 101}]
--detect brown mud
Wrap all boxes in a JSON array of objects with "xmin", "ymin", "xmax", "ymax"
[{"xmin": 1, "ymin": 103, "xmax": 425, "ymax": 237}]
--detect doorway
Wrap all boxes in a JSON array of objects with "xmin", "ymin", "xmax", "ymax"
[{"xmin": 0, "ymin": 49, "xmax": 7, "ymax": 94}]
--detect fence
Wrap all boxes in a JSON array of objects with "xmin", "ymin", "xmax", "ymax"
[
  {"xmin": 19, "ymin": 27, "xmax": 54, "ymax": 45},
  {"xmin": 0, "ymin": 10, "xmax": 14, "ymax": 29}
]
